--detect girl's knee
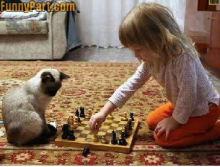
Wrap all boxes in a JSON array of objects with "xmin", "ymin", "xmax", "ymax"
[
  {"xmin": 146, "ymin": 113, "xmax": 157, "ymax": 130},
  {"xmin": 153, "ymin": 132, "xmax": 176, "ymax": 148}
]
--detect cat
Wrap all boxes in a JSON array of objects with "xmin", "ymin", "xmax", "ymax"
[{"xmin": 2, "ymin": 69, "xmax": 70, "ymax": 146}]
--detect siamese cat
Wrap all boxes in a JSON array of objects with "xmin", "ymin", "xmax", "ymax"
[{"xmin": 2, "ymin": 69, "xmax": 70, "ymax": 146}]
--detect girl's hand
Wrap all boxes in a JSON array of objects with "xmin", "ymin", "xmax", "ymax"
[
  {"xmin": 155, "ymin": 117, "xmax": 180, "ymax": 140},
  {"xmin": 89, "ymin": 112, "xmax": 107, "ymax": 132}
]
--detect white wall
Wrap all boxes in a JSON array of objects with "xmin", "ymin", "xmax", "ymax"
[{"xmin": 184, "ymin": 0, "xmax": 212, "ymax": 35}]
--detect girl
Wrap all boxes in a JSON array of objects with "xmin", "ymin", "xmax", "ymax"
[{"xmin": 89, "ymin": 3, "xmax": 220, "ymax": 148}]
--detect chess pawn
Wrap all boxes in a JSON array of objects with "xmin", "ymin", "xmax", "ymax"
[
  {"xmin": 82, "ymin": 147, "xmax": 90, "ymax": 157},
  {"xmin": 77, "ymin": 116, "xmax": 81, "ymax": 123},
  {"xmin": 67, "ymin": 116, "xmax": 74, "ymax": 130},
  {"xmin": 130, "ymin": 112, "xmax": 135, "ymax": 121},
  {"xmin": 92, "ymin": 131, "xmax": 99, "ymax": 142},
  {"xmin": 75, "ymin": 108, "xmax": 80, "ymax": 117},
  {"xmin": 73, "ymin": 121, "xmax": 78, "ymax": 129},
  {"xmin": 74, "ymin": 117, "xmax": 79, "ymax": 126},
  {"xmin": 108, "ymin": 113, "xmax": 113, "ymax": 119},
  {"xmin": 111, "ymin": 130, "xmax": 118, "ymax": 145},
  {"xmin": 68, "ymin": 116, "xmax": 77, "ymax": 129},
  {"xmin": 87, "ymin": 109, "xmax": 92, "ymax": 118},
  {"xmin": 101, "ymin": 136, "xmax": 108, "ymax": 144},
  {"xmin": 121, "ymin": 112, "xmax": 128, "ymax": 121},
  {"xmin": 67, "ymin": 116, "xmax": 72, "ymax": 125}
]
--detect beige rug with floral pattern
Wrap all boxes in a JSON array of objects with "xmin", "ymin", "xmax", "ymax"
[{"xmin": 0, "ymin": 61, "xmax": 220, "ymax": 165}]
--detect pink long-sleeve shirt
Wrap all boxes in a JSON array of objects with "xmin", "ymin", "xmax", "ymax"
[{"xmin": 109, "ymin": 53, "xmax": 220, "ymax": 124}]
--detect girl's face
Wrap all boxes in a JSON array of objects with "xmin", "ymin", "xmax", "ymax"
[{"xmin": 129, "ymin": 45, "xmax": 154, "ymax": 64}]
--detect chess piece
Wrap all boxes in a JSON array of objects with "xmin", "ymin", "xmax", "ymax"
[
  {"xmin": 82, "ymin": 147, "xmax": 90, "ymax": 157},
  {"xmin": 76, "ymin": 116, "xmax": 81, "ymax": 123},
  {"xmin": 74, "ymin": 116, "xmax": 78, "ymax": 124},
  {"xmin": 121, "ymin": 112, "xmax": 128, "ymax": 121},
  {"xmin": 62, "ymin": 124, "xmax": 69, "ymax": 139},
  {"xmin": 68, "ymin": 116, "xmax": 78, "ymax": 130},
  {"xmin": 62, "ymin": 124, "xmax": 69, "ymax": 132},
  {"xmin": 92, "ymin": 132, "xmax": 99, "ymax": 142},
  {"xmin": 108, "ymin": 113, "xmax": 113, "ymax": 119},
  {"xmin": 80, "ymin": 107, "xmax": 85, "ymax": 117},
  {"xmin": 62, "ymin": 132, "xmax": 69, "ymax": 139},
  {"xmin": 123, "ymin": 126, "xmax": 129, "ymax": 138},
  {"xmin": 101, "ymin": 135, "xmax": 108, "ymax": 144},
  {"xmin": 111, "ymin": 130, "xmax": 118, "ymax": 145},
  {"xmin": 128, "ymin": 119, "xmax": 132, "ymax": 131},
  {"xmin": 130, "ymin": 112, "xmax": 134, "ymax": 121},
  {"xmin": 119, "ymin": 132, "xmax": 127, "ymax": 146},
  {"xmin": 68, "ymin": 130, "xmax": 75, "ymax": 141},
  {"xmin": 67, "ymin": 116, "xmax": 74, "ymax": 130},
  {"xmin": 75, "ymin": 109, "xmax": 79, "ymax": 117},
  {"xmin": 87, "ymin": 109, "xmax": 92, "ymax": 118},
  {"xmin": 92, "ymin": 123, "xmax": 99, "ymax": 142}
]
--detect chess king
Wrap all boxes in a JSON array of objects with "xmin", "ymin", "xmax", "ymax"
[{"xmin": 2, "ymin": 69, "xmax": 70, "ymax": 146}]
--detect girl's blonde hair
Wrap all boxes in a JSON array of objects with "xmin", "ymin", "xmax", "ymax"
[{"xmin": 119, "ymin": 3, "xmax": 198, "ymax": 71}]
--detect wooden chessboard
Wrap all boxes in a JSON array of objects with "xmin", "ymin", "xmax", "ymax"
[{"xmin": 55, "ymin": 115, "xmax": 139, "ymax": 153}]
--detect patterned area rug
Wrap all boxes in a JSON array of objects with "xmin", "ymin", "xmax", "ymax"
[{"xmin": 0, "ymin": 61, "xmax": 220, "ymax": 165}]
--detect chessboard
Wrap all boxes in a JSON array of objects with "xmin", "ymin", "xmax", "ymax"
[{"xmin": 55, "ymin": 108, "xmax": 139, "ymax": 153}]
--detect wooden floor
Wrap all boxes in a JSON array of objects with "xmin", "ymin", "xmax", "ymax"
[
  {"xmin": 201, "ymin": 59, "xmax": 220, "ymax": 80},
  {"xmin": 200, "ymin": 50, "xmax": 220, "ymax": 80},
  {"xmin": 200, "ymin": 49, "xmax": 220, "ymax": 71}
]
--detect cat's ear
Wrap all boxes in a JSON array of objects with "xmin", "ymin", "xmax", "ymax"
[
  {"xmin": 41, "ymin": 72, "xmax": 55, "ymax": 83},
  {"xmin": 60, "ymin": 72, "xmax": 70, "ymax": 80}
]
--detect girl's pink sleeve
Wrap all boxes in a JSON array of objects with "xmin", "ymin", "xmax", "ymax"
[{"xmin": 109, "ymin": 62, "xmax": 151, "ymax": 108}]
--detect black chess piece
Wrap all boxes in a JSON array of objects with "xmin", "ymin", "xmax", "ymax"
[
  {"xmin": 80, "ymin": 107, "xmax": 85, "ymax": 117},
  {"xmin": 82, "ymin": 147, "xmax": 90, "ymax": 157},
  {"xmin": 75, "ymin": 109, "xmax": 80, "ymax": 117},
  {"xmin": 77, "ymin": 116, "xmax": 81, "ymax": 123},
  {"xmin": 128, "ymin": 119, "xmax": 132, "ymax": 130},
  {"xmin": 62, "ymin": 124, "xmax": 69, "ymax": 132},
  {"xmin": 62, "ymin": 132, "xmax": 69, "ymax": 139},
  {"xmin": 111, "ymin": 130, "xmax": 118, "ymax": 145},
  {"xmin": 124, "ymin": 127, "xmax": 129, "ymax": 138},
  {"xmin": 130, "ymin": 112, "xmax": 134, "ymax": 121},
  {"xmin": 119, "ymin": 132, "xmax": 127, "ymax": 146},
  {"xmin": 68, "ymin": 130, "xmax": 75, "ymax": 140},
  {"xmin": 62, "ymin": 124, "xmax": 69, "ymax": 139}
]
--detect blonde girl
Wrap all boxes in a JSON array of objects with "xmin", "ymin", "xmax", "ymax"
[{"xmin": 89, "ymin": 3, "xmax": 220, "ymax": 148}]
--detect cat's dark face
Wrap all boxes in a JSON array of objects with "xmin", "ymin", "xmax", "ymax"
[{"xmin": 40, "ymin": 70, "xmax": 70, "ymax": 97}]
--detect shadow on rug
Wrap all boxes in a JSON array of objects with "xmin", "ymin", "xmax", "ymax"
[{"xmin": 0, "ymin": 61, "xmax": 220, "ymax": 165}]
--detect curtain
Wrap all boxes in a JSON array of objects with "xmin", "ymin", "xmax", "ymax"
[{"xmin": 75, "ymin": 0, "xmax": 186, "ymax": 48}]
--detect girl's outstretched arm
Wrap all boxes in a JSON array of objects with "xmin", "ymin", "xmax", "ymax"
[
  {"xmin": 109, "ymin": 62, "xmax": 151, "ymax": 108},
  {"xmin": 89, "ymin": 62, "xmax": 151, "ymax": 131}
]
